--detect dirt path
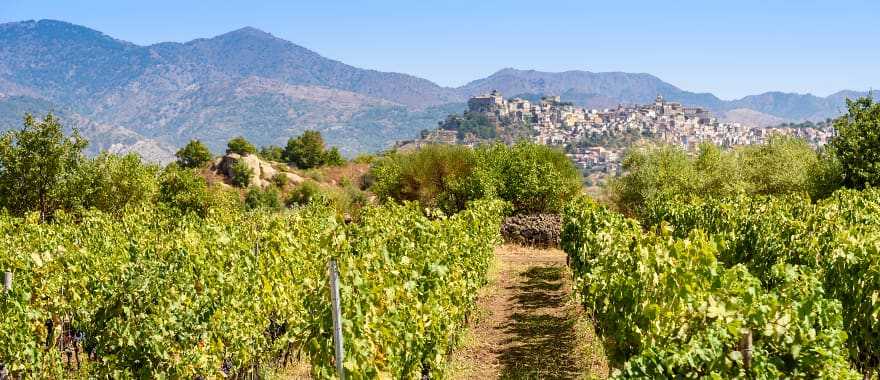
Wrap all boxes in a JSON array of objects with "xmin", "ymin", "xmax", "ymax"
[{"xmin": 449, "ymin": 245, "xmax": 608, "ymax": 379}]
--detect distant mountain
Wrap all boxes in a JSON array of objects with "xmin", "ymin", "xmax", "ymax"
[
  {"xmin": 0, "ymin": 20, "xmax": 460, "ymax": 162},
  {"xmin": 0, "ymin": 20, "xmax": 872, "ymax": 162},
  {"xmin": 459, "ymin": 68, "xmax": 726, "ymax": 109},
  {"xmin": 460, "ymin": 68, "xmax": 870, "ymax": 123}
]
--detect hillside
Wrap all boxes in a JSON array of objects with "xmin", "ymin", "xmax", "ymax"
[
  {"xmin": 461, "ymin": 68, "xmax": 870, "ymax": 122},
  {"xmin": 0, "ymin": 20, "xmax": 872, "ymax": 163}
]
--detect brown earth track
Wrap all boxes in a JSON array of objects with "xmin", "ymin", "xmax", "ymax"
[{"xmin": 449, "ymin": 244, "xmax": 608, "ymax": 380}]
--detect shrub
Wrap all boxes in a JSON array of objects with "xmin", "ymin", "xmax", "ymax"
[
  {"xmin": 244, "ymin": 186, "xmax": 282, "ymax": 211},
  {"xmin": 608, "ymin": 137, "xmax": 825, "ymax": 216},
  {"xmin": 229, "ymin": 161, "xmax": 254, "ymax": 188},
  {"xmin": 738, "ymin": 135, "xmax": 819, "ymax": 195},
  {"xmin": 369, "ymin": 144, "xmax": 491, "ymax": 214},
  {"xmin": 175, "ymin": 140, "xmax": 213, "ymax": 169},
  {"xmin": 323, "ymin": 147, "xmax": 345, "ymax": 166},
  {"xmin": 286, "ymin": 181, "xmax": 325, "ymax": 207},
  {"xmin": 226, "ymin": 136, "xmax": 257, "ymax": 155},
  {"xmin": 158, "ymin": 165, "xmax": 210, "ymax": 216},
  {"xmin": 367, "ymin": 142, "xmax": 580, "ymax": 214},
  {"xmin": 270, "ymin": 172, "xmax": 288, "ymax": 188},
  {"xmin": 74, "ymin": 153, "xmax": 160, "ymax": 215},
  {"xmin": 476, "ymin": 142, "xmax": 581, "ymax": 213}
]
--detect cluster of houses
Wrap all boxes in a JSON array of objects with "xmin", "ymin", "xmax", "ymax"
[{"xmin": 397, "ymin": 90, "xmax": 837, "ymax": 181}]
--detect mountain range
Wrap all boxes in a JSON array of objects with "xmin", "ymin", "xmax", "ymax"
[{"xmin": 0, "ymin": 20, "xmax": 872, "ymax": 163}]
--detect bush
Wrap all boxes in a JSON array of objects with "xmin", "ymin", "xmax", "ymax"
[
  {"xmin": 829, "ymin": 96, "xmax": 880, "ymax": 189},
  {"xmin": 323, "ymin": 147, "xmax": 345, "ymax": 167},
  {"xmin": 270, "ymin": 172, "xmax": 288, "ymax": 188},
  {"xmin": 608, "ymin": 137, "xmax": 824, "ymax": 216},
  {"xmin": 286, "ymin": 181, "xmax": 325, "ymax": 207},
  {"xmin": 244, "ymin": 186, "xmax": 282, "ymax": 211},
  {"xmin": 368, "ymin": 142, "xmax": 580, "ymax": 214},
  {"xmin": 175, "ymin": 140, "xmax": 213, "ymax": 169},
  {"xmin": 229, "ymin": 161, "xmax": 254, "ymax": 188},
  {"xmin": 738, "ymin": 135, "xmax": 819, "ymax": 195},
  {"xmin": 477, "ymin": 142, "xmax": 581, "ymax": 213},
  {"xmin": 369, "ymin": 144, "xmax": 491, "ymax": 213},
  {"xmin": 74, "ymin": 153, "xmax": 160, "ymax": 215},
  {"xmin": 158, "ymin": 165, "xmax": 210, "ymax": 216},
  {"xmin": 226, "ymin": 136, "xmax": 257, "ymax": 155}
]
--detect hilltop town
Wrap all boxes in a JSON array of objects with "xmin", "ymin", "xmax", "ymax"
[{"xmin": 397, "ymin": 90, "xmax": 836, "ymax": 183}]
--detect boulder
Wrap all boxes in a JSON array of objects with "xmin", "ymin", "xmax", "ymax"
[
  {"xmin": 216, "ymin": 153, "xmax": 275, "ymax": 188},
  {"xmin": 285, "ymin": 172, "xmax": 305, "ymax": 185}
]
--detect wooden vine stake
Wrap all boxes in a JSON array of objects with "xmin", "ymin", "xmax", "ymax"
[
  {"xmin": 3, "ymin": 271, "xmax": 10, "ymax": 293},
  {"xmin": 739, "ymin": 328, "xmax": 753, "ymax": 370},
  {"xmin": 328, "ymin": 259, "xmax": 346, "ymax": 380}
]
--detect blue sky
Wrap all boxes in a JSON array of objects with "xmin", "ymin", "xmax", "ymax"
[{"xmin": 2, "ymin": 0, "xmax": 877, "ymax": 99}]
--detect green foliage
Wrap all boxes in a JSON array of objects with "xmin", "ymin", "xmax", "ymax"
[
  {"xmin": 829, "ymin": 96, "xmax": 880, "ymax": 189},
  {"xmin": 72, "ymin": 152, "xmax": 160, "ymax": 215},
  {"xmin": 270, "ymin": 172, "xmax": 288, "ymax": 188},
  {"xmin": 259, "ymin": 145, "xmax": 284, "ymax": 162},
  {"xmin": 369, "ymin": 144, "xmax": 491, "ymax": 213},
  {"xmin": 226, "ymin": 136, "xmax": 257, "ymax": 155},
  {"xmin": 0, "ymin": 113, "xmax": 88, "ymax": 221},
  {"xmin": 323, "ymin": 146, "xmax": 345, "ymax": 167},
  {"xmin": 639, "ymin": 189, "xmax": 880, "ymax": 377},
  {"xmin": 157, "ymin": 164, "xmax": 211, "ymax": 216},
  {"xmin": 477, "ymin": 142, "xmax": 581, "ymax": 213},
  {"xmin": 440, "ymin": 111, "xmax": 496, "ymax": 139},
  {"xmin": 351, "ymin": 153, "xmax": 376, "ymax": 165},
  {"xmin": 175, "ymin": 139, "xmax": 213, "ymax": 169},
  {"xmin": 244, "ymin": 186, "xmax": 282, "ymax": 211},
  {"xmin": 229, "ymin": 161, "xmax": 254, "ymax": 188},
  {"xmin": 368, "ymin": 142, "xmax": 580, "ymax": 214},
  {"xmin": 738, "ymin": 135, "xmax": 819, "ymax": 195},
  {"xmin": 609, "ymin": 138, "xmax": 825, "ymax": 217},
  {"xmin": 561, "ymin": 196, "xmax": 862, "ymax": 378},
  {"xmin": 0, "ymin": 198, "xmax": 505, "ymax": 378},
  {"xmin": 283, "ymin": 130, "xmax": 343, "ymax": 169},
  {"xmin": 286, "ymin": 181, "xmax": 325, "ymax": 207}
]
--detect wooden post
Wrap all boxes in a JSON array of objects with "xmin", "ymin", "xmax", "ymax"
[
  {"xmin": 328, "ymin": 260, "xmax": 345, "ymax": 380},
  {"xmin": 740, "ymin": 328, "xmax": 753, "ymax": 370},
  {"xmin": 3, "ymin": 271, "xmax": 10, "ymax": 293}
]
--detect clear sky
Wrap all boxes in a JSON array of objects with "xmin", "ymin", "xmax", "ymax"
[{"xmin": 2, "ymin": 0, "xmax": 877, "ymax": 99}]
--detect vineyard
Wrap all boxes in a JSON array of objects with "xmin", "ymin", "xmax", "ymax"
[
  {"xmin": 561, "ymin": 190, "xmax": 880, "ymax": 378},
  {"xmin": 0, "ymin": 199, "xmax": 505, "ymax": 378}
]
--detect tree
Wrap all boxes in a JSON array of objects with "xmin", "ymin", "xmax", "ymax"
[
  {"xmin": 829, "ymin": 96, "xmax": 880, "ymax": 188},
  {"xmin": 226, "ymin": 136, "xmax": 257, "ymax": 155},
  {"xmin": 323, "ymin": 147, "xmax": 345, "ymax": 167},
  {"xmin": 0, "ymin": 113, "xmax": 87, "ymax": 221},
  {"xmin": 175, "ymin": 140, "xmax": 213, "ymax": 168},
  {"xmin": 259, "ymin": 145, "xmax": 284, "ymax": 162},
  {"xmin": 284, "ymin": 130, "xmax": 332, "ymax": 169}
]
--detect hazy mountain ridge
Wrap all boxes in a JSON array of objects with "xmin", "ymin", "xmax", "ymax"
[{"xmin": 0, "ymin": 20, "xmax": 871, "ymax": 162}]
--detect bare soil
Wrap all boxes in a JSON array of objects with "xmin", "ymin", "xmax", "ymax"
[{"xmin": 449, "ymin": 244, "xmax": 609, "ymax": 379}]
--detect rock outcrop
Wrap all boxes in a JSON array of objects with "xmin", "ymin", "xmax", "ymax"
[
  {"xmin": 501, "ymin": 214, "xmax": 561, "ymax": 248},
  {"xmin": 214, "ymin": 153, "xmax": 304, "ymax": 188}
]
